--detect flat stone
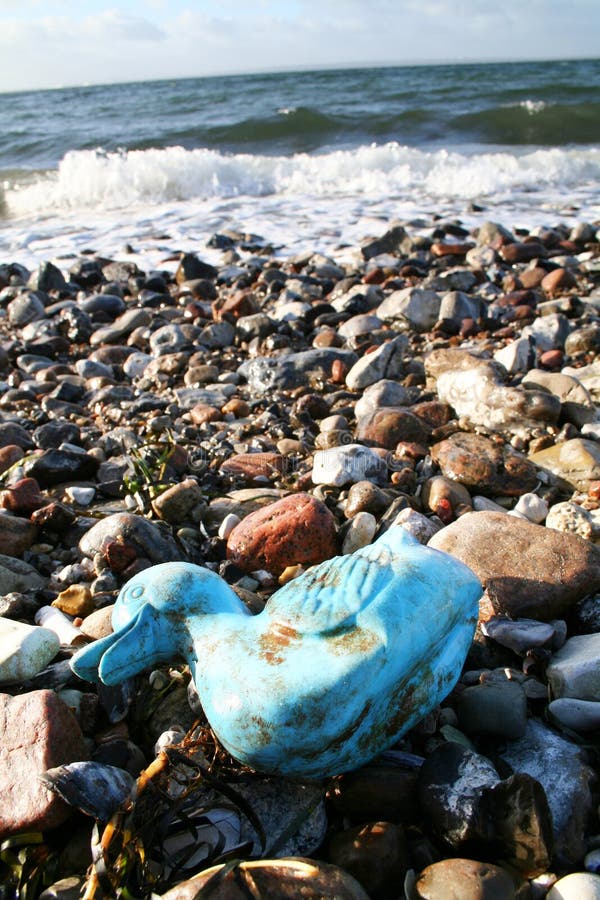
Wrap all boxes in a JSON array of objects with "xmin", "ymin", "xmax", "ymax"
[
  {"xmin": 227, "ymin": 492, "xmax": 338, "ymax": 575},
  {"xmin": 345, "ymin": 335, "xmax": 407, "ymax": 391},
  {"xmin": 547, "ymin": 634, "xmax": 600, "ymax": 700},
  {"xmin": 530, "ymin": 439, "xmax": 600, "ymax": 492},
  {"xmin": 239, "ymin": 349, "xmax": 358, "ymax": 394},
  {"xmin": 89, "ymin": 308, "xmax": 152, "ymax": 346},
  {"xmin": 548, "ymin": 698, "xmax": 600, "ymax": 732},
  {"xmin": 481, "ymin": 616, "xmax": 555, "ymax": 655},
  {"xmin": 500, "ymin": 718, "xmax": 594, "ymax": 866},
  {"xmin": 429, "ymin": 510, "xmax": 600, "ymax": 619},
  {"xmin": 431, "ymin": 433, "xmax": 538, "ymax": 497},
  {"xmin": 312, "ymin": 444, "xmax": 388, "ymax": 487},
  {"xmin": 414, "ymin": 858, "xmax": 520, "ymax": 900},
  {"xmin": 0, "ymin": 690, "xmax": 88, "ymax": 838},
  {"xmin": 220, "ymin": 452, "xmax": 285, "ymax": 485},
  {"xmin": 0, "ymin": 619, "xmax": 60, "ymax": 684},
  {"xmin": 356, "ymin": 407, "xmax": 430, "ymax": 449}
]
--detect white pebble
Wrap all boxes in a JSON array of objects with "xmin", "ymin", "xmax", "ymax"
[
  {"xmin": 547, "ymin": 872, "xmax": 600, "ymax": 899},
  {"xmin": 218, "ymin": 513, "xmax": 241, "ymax": 540},
  {"xmin": 342, "ymin": 511, "xmax": 377, "ymax": 554},
  {"xmin": 512, "ymin": 492, "xmax": 549, "ymax": 523},
  {"xmin": 65, "ymin": 486, "xmax": 96, "ymax": 506}
]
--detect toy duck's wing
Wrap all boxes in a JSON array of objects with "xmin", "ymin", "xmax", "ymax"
[{"xmin": 265, "ymin": 526, "xmax": 418, "ymax": 636}]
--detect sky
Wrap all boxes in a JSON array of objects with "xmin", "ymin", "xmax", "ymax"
[{"xmin": 0, "ymin": 0, "xmax": 598, "ymax": 93}]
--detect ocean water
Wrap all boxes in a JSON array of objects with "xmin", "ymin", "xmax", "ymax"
[{"xmin": 0, "ymin": 59, "xmax": 599, "ymax": 270}]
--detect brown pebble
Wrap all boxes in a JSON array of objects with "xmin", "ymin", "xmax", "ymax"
[
  {"xmin": 541, "ymin": 267, "xmax": 576, "ymax": 294},
  {"xmin": 0, "ymin": 445, "xmax": 24, "ymax": 475},
  {"xmin": 190, "ymin": 403, "xmax": 223, "ymax": 425},
  {"xmin": 227, "ymin": 492, "xmax": 338, "ymax": 575},
  {"xmin": 331, "ymin": 358, "xmax": 348, "ymax": 383},
  {"xmin": 540, "ymin": 349, "xmax": 564, "ymax": 369},
  {"xmin": 220, "ymin": 452, "xmax": 285, "ymax": 485},
  {"xmin": 414, "ymin": 858, "xmax": 521, "ymax": 899},
  {"xmin": 52, "ymin": 584, "xmax": 95, "ymax": 618},
  {"xmin": 328, "ymin": 821, "xmax": 409, "ymax": 900},
  {"xmin": 0, "ymin": 477, "xmax": 44, "ymax": 516},
  {"xmin": 222, "ymin": 398, "xmax": 250, "ymax": 418}
]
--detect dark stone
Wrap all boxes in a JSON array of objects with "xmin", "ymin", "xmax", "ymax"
[{"xmin": 24, "ymin": 449, "xmax": 99, "ymax": 487}]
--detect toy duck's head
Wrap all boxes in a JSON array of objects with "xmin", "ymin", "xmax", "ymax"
[{"xmin": 71, "ymin": 561, "xmax": 244, "ymax": 686}]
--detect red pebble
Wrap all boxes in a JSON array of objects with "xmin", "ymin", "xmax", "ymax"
[{"xmin": 331, "ymin": 359, "xmax": 348, "ymax": 384}]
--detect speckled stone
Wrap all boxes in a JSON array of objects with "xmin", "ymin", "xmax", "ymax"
[
  {"xmin": 413, "ymin": 858, "xmax": 521, "ymax": 900},
  {"xmin": 429, "ymin": 510, "xmax": 600, "ymax": 619},
  {"xmin": 0, "ymin": 690, "xmax": 89, "ymax": 838},
  {"xmin": 431, "ymin": 433, "xmax": 538, "ymax": 497},
  {"xmin": 227, "ymin": 492, "xmax": 338, "ymax": 575},
  {"xmin": 312, "ymin": 444, "xmax": 388, "ymax": 487},
  {"xmin": 356, "ymin": 407, "xmax": 430, "ymax": 449}
]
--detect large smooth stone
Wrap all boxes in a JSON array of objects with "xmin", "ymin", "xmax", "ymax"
[
  {"xmin": 428, "ymin": 511, "xmax": 600, "ymax": 620},
  {"xmin": 522, "ymin": 369, "xmax": 597, "ymax": 427},
  {"xmin": 0, "ymin": 690, "xmax": 88, "ymax": 838},
  {"xmin": 547, "ymin": 872, "xmax": 600, "ymax": 899},
  {"xmin": 0, "ymin": 554, "xmax": 46, "ymax": 593},
  {"xmin": 547, "ymin": 634, "xmax": 600, "ymax": 700},
  {"xmin": 530, "ymin": 438, "xmax": 600, "ymax": 491},
  {"xmin": 548, "ymin": 698, "xmax": 600, "ymax": 732},
  {"xmin": 356, "ymin": 407, "xmax": 430, "ymax": 449},
  {"xmin": 431, "ymin": 433, "xmax": 538, "ymax": 496},
  {"xmin": 500, "ymin": 719, "xmax": 594, "ymax": 866},
  {"xmin": 226, "ymin": 492, "xmax": 338, "ymax": 575},
  {"xmin": 79, "ymin": 512, "xmax": 180, "ymax": 563},
  {"xmin": 413, "ymin": 858, "xmax": 522, "ymax": 900},
  {"xmin": 158, "ymin": 858, "xmax": 370, "ymax": 899},
  {"xmin": 0, "ymin": 619, "xmax": 60, "ymax": 684}
]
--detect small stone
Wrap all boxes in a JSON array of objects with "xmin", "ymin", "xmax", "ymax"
[
  {"xmin": 79, "ymin": 513, "xmax": 180, "ymax": 564},
  {"xmin": 547, "ymin": 633, "xmax": 600, "ymax": 700},
  {"xmin": 0, "ymin": 477, "xmax": 44, "ymax": 515},
  {"xmin": 52, "ymin": 584, "xmax": 95, "ymax": 618},
  {"xmin": 312, "ymin": 444, "xmax": 387, "ymax": 487},
  {"xmin": 151, "ymin": 479, "xmax": 205, "ymax": 524},
  {"xmin": 457, "ymin": 680, "xmax": 528, "ymax": 739},
  {"xmin": 356, "ymin": 407, "xmax": 430, "ymax": 449},
  {"xmin": 345, "ymin": 335, "xmax": 407, "ymax": 390},
  {"xmin": 0, "ymin": 513, "xmax": 38, "ymax": 557},
  {"xmin": 512, "ymin": 492, "xmax": 548, "ymax": 523},
  {"xmin": 345, "ymin": 481, "xmax": 391, "ymax": 518},
  {"xmin": 189, "ymin": 403, "xmax": 222, "ymax": 425},
  {"xmin": 342, "ymin": 512, "xmax": 377, "ymax": 554},
  {"xmin": 547, "ymin": 872, "xmax": 600, "ymax": 899},
  {"xmin": 392, "ymin": 508, "xmax": 442, "ymax": 544},
  {"xmin": 0, "ymin": 619, "xmax": 60, "ymax": 684},
  {"xmin": 24, "ymin": 448, "xmax": 99, "ymax": 488},
  {"xmin": 0, "ymin": 690, "xmax": 89, "ymax": 838},
  {"xmin": 328, "ymin": 821, "xmax": 408, "ymax": 900},
  {"xmin": 414, "ymin": 858, "xmax": 520, "ymax": 900},
  {"xmin": 64, "ymin": 486, "xmax": 96, "ymax": 506},
  {"xmin": 377, "ymin": 287, "xmax": 441, "ymax": 331},
  {"xmin": 530, "ymin": 439, "xmax": 600, "ymax": 492},
  {"xmin": 500, "ymin": 718, "xmax": 594, "ymax": 865},
  {"xmin": 431, "ymin": 433, "xmax": 538, "ymax": 497},
  {"xmin": 354, "ymin": 379, "xmax": 413, "ymax": 420},
  {"xmin": 541, "ymin": 267, "xmax": 577, "ymax": 294},
  {"xmin": 481, "ymin": 616, "xmax": 555, "ymax": 655},
  {"xmin": 545, "ymin": 501, "xmax": 597, "ymax": 541},
  {"xmin": 421, "ymin": 476, "xmax": 472, "ymax": 519},
  {"xmin": 227, "ymin": 492, "xmax": 338, "ymax": 576},
  {"xmin": 548, "ymin": 698, "xmax": 600, "ymax": 732},
  {"xmin": 0, "ymin": 444, "xmax": 25, "ymax": 474},
  {"xmin": 220, "ymin": 452, "xmax": 285, "ymax": 484},
  {"xmin": 80, "ymin": 606, "xmax": 114, "ymax": 641},
  {"xmin": 218, "ymin": 513, "xmax": 241, "ymax": 540}
]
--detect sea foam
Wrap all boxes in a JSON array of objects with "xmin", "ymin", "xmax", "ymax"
[{"xmin": 5, "ymin": 142, "xmax": 600, "ymax": 218}]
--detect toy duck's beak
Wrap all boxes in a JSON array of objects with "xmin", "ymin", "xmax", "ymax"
[{"xmin": 71, "ymin": 604, "xmax": 171, "ymax": 685}]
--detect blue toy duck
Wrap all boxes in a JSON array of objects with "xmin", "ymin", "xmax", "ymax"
[{"xmin": 71, "ymin": 526, "xmax": 481, "ymax": 777}]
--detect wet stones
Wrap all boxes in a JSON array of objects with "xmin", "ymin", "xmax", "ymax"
[
  {"xmin": 0, "ymin": 690, "xmax": 89, "ymax": 838},
  {"xmin": 431, "ymin": 433, "xmax": 538, "ymax": 497},
  {"xmin": 429, "ymin": 510, "xmax": 600, "ymax": 619},
  {"xmin": 226, "ymin": 492, "xmax": 337, "ymax": 575}
]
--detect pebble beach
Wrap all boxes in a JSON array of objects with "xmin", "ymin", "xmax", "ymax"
[{"xmin": 1, "ymin": 211, "xmax": 600, "ymax": 899}]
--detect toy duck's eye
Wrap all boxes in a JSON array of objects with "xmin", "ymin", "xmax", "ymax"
[{"xmin": 126, "ymin": 585, "xmax": 145, "ymax": 601}]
